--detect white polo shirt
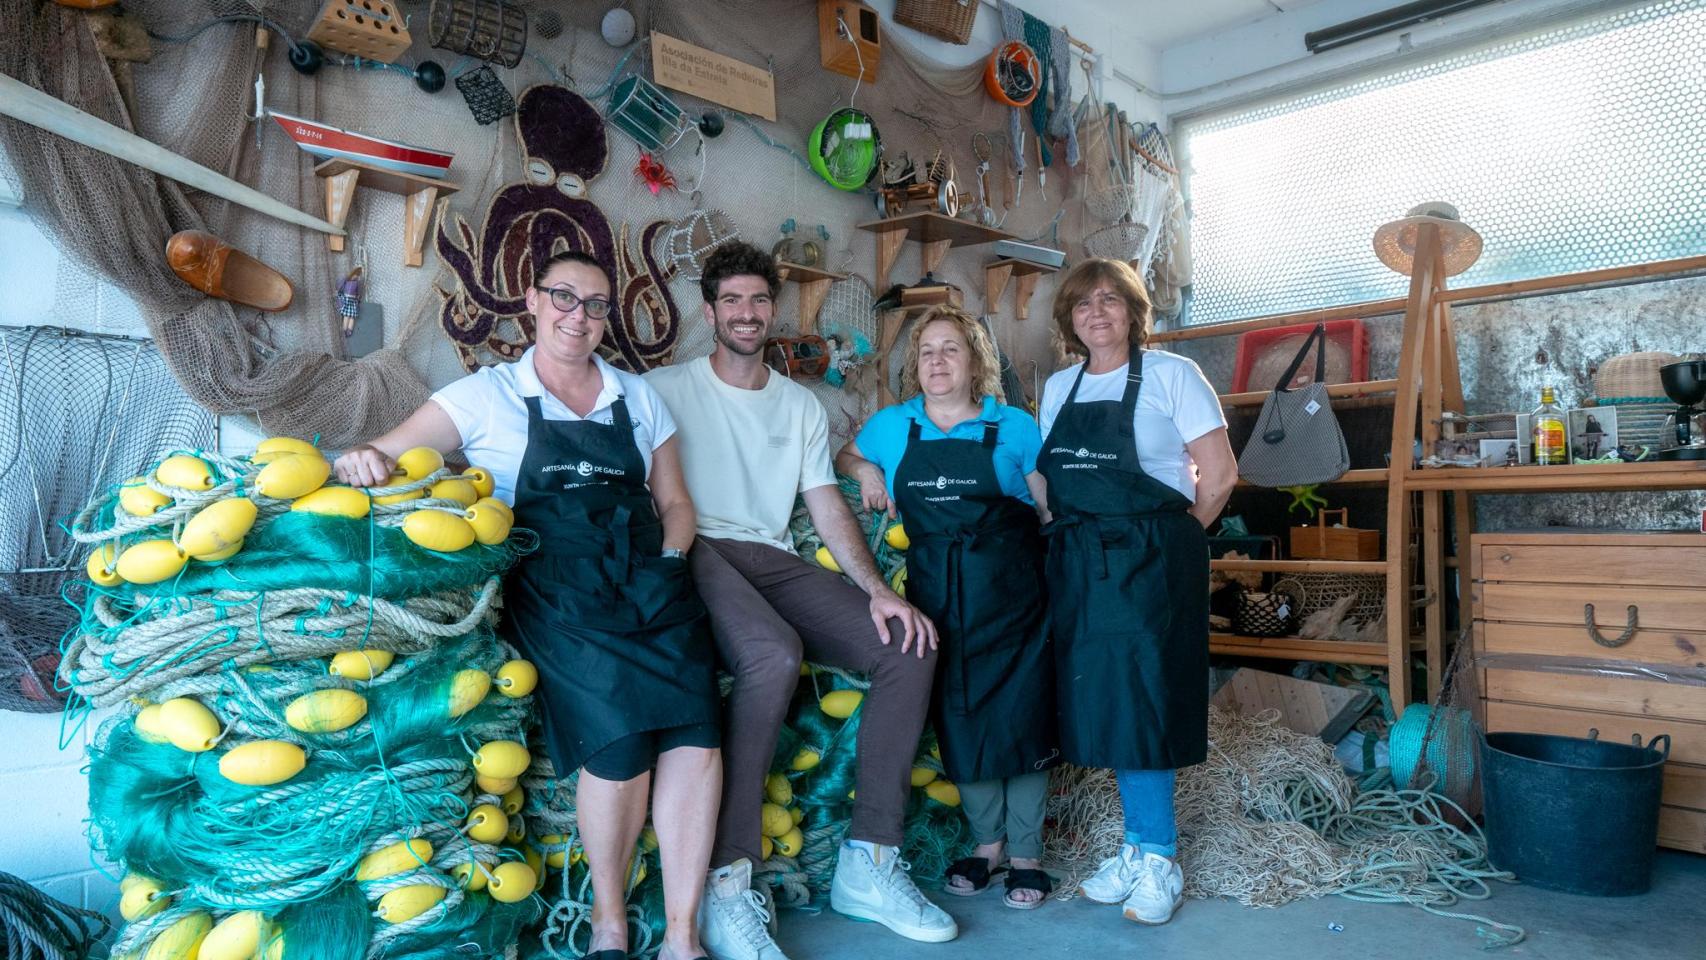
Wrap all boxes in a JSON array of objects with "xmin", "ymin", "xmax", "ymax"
[{"xmin": 430, "ymin": 347, "xmax": 676, "ymax": 505}]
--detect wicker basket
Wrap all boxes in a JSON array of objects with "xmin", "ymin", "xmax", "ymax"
[
  {"xmin": 1291, "ymin": 572, "xmax": 1385, "ymax": 623},
  {"xmin": 894, "ymin": 0, "xmax": 978, "ymax": 44},
  {"xmin": 1233, "ymin": 579, "xmax": 1305, "ymax": 638},
  {"xmin": 1084, "ymin": 221, "xmax": 1148, "ymax": 262},
  {"xmin": 1594, "ymin": 351, "xmax": 1680, "ymax": 403}
]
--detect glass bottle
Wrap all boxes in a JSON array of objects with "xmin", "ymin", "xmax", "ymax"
[{"xmin": 1531, "ymin": 385, "xmax": 1568, "ymax": 465}]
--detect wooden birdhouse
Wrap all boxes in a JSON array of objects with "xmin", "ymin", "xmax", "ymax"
[
  {"xmin": 818, "ymin": 0, "xmax": 879, "ymax": 83},
  {"xmin": 307, "ymin": 0, "xmax": 413, "ymax": 64}
]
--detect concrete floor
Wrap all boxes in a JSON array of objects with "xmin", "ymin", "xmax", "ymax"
[{"xmin": 778, "ymin": 851, "xmax": 1706, "ymax": 960}]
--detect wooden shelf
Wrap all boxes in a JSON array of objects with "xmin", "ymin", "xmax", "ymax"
[
  {"xmin": 1208, "ymin": 634, "xmax": 1390, "ymax": 666},
  {"xmin": 777, "ymin": 261, "xmax": 845, "ymax": 335},
  {"xmin": 857, "ymin": 212, "xmax": 1015, "ymax": 288},
  {"xmin": 1402, "ymin": 459, "xmax": 1706, "ymax": 493},
  {"xmin": 1219, "ymin": 379, "xmax": 1398, "ymax": 407},
  {"xmin": 1237, "ymin": 468, "xmax": 1389, "ymax": 488},
  {"xmin": 984, "ymin": 258, "xmax": 1059, "ymax": 322},
  {"xmin": 314, "ymin": 158, "xmax": 458, "ymax": 267},
  {"xmin": 1211, "ymin": 558, "xmax": 1387, "ymax": 574}
]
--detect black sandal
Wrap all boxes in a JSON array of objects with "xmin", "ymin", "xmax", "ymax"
[
  {"xmin": 1002, "ymin": 867, "xmax": 1054, "ymax": 910},
  {"xmin": 942, "ymin": 856, "xmax": 1006, "ymax": 896}
]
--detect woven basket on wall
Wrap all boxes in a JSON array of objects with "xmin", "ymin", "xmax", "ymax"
[
  {"xmin": 894, "ymin": 0, "xmax": 978, "ymax": 44},
  {"xmin": 1084, "ymin": 221, "xmax": 1147, "ymax": 262},
  {"xmin": 1594, "ymin": 351, "xmax": 1680, "ymax": 403}
]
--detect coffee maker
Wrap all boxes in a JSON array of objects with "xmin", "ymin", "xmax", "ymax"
[{"xmin": 1658, "ymin": 360, "xmax": 1706, "ymax": 460}]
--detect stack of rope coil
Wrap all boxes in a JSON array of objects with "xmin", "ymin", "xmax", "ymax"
[{"xmin": 62, "ymin": 441, "xmax": 547, "ymax": 960}]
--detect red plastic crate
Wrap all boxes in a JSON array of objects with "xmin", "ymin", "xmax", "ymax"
[{"xmin": 1232, "ymin": 319, "xmax": 1370, "ymax": 393}]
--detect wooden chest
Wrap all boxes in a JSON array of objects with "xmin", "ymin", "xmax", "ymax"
[{"xmin": 1471, "ymin": 531, "xmax": 1706, "ymax": 853}]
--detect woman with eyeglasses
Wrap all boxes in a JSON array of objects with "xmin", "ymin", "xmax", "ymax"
[{"xmin": 333, "ymin": 251, "xmax": 721, "ymax": 960}]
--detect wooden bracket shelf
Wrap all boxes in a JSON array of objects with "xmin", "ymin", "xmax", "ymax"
[
  {"xmin": 984, "ymin": 258, "xmax": 1058, "ymax": 321},
  {"xmin": 777, "ymin": 261, "xmax": 845, "ymax": 336},
  {"xmin": 314, "ymin": 158, "xmax": 459, "ymax": 267},
  {"xmin": 857, "ymin": 212, "xmax": 1014, "ymax": 289},
  {"xmin": 1401, "ymin": 459, "xmax": 1706, "ymax": 493},
  {"xmin": 1208, "ymin": 634, "xmax": 1390, "ymax": 666}
]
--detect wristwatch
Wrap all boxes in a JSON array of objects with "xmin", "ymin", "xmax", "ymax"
[{"xmin": 661, "ymin": 548, "xmax": 686, "ymax": 560}]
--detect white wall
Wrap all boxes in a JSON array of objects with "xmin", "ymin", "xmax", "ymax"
[{"xmin": 1158, "ymin": 0, "xmax": 1623, "ymax": 119}]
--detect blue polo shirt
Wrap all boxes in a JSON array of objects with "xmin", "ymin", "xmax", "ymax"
[{"xmin": 852, "ymin": 395, "xmax": 1042, "ymax": 505}]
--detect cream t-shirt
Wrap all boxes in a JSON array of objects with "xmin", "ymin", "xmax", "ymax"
[{"xmin": 645, "ymin": 356, "xmax": 836, "ymax": 551}]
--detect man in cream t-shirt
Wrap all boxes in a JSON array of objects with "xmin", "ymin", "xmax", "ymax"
[{"xmin": 647, "ymin": 241, "xmax": 957, "ymax": 960}]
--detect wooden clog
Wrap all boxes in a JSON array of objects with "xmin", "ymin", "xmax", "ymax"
[{"xmin": 166, "ymin": 230, "xmax": 294, "ymax": 312}]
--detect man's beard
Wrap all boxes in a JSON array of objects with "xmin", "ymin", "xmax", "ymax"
[{"xmin": 714, "ymin": 319, "xmax": 767, "ymax": 356}]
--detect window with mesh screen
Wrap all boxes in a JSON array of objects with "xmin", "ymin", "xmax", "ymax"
[{"xmin": 1176, "ymin": 0, "xmax": 1706, "ymax": 326}]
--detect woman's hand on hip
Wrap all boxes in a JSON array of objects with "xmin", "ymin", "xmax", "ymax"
[
  {"xmin": 333, "ymin": 444, "xmax": 395, "ymax": 488},
  {"xmin": 870, "ymin": 588, "xmax": 938, "ymax": 658}
]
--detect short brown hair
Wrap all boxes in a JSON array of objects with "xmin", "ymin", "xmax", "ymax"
[
  {"xmin": 1051, "ymin": 258, "xmax": 1153, "ymax": 356},
  {"xmin": 899, "ymin": 307, "xmax": 1004, "ymax": 403}
]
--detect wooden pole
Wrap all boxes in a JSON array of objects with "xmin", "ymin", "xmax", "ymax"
[{"xmin": 0, "ymin": 73, "xmax": 343, "ymax": 236}]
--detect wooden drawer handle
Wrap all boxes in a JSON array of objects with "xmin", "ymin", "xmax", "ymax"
[{"xmin": 1583, "ymin": 603, "xmax": 1639, "ymax": 647}]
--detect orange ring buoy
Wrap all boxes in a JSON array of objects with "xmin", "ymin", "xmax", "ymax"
[{"xmin": 984, "ymin": 40, "xmax": 1041, "ymax": 107}]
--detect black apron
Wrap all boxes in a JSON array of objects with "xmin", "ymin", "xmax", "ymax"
[
  {"xmin": 1037, "ymin": 347, "xmax": 1209, "ymax": 770},
  {"xmin": 893, "ymin": 416, "xmax": 1057, "ymax": 783},
  {"xmin": 500, "ymin": 393, "xmax": 719, "ymax": 774}
]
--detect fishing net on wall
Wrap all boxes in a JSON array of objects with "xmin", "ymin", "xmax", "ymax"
[
  {"xmin": 0, "ymin": 327, "xmax": 213, "ymax": 714},
  {"xmin": 0, "ymin": 0, "xmax": 1163, "ymax": 455}
]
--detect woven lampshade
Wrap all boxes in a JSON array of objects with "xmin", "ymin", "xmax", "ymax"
[{"xmin": 1373, "ymin": 201, "xmax": 1484, "ymax": 277}]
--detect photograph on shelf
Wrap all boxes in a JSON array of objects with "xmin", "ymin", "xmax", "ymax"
[
  {"xmin": 1479, "ymin": 438, "xmax": 1521, "ymax": 467},
  {"xmin": 1569, "ymin": 407, "xmax": 1617, "ymax": 461}
]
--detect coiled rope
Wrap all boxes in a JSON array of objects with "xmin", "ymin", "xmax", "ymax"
[{"xmin": 0, "ymin": 872, "xmax": 111, "ymax": 960}]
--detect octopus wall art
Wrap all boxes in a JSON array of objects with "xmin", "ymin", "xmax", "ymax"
[{"xmin": 435, "ymin": 84, "xmax": 683, "ymax": 373}]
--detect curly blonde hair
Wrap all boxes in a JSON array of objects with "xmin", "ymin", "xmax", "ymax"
[{"xmin": 899, "ymin": 307, "xmax": 1005, "ymax": 403}]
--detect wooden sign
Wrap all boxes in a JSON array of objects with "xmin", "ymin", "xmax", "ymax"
[{"xmin": 651, "ymin": 32, "xmax": 777, "ymax": 122}]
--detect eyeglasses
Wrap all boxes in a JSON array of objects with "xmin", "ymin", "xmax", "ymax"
[{"xmin": 534, "ymin": 285, "xmax": 613, "ymax": 319}]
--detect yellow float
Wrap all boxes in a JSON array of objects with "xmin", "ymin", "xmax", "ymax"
[
  {"xmin": 356, "ymin": 839, "xmax": 433, "ymax": 881},
  {"xmin": 453, "ymin": 861, "xmax": 489, "ymax": 891},
  {"xmin": 765, "ymin": 772, "xmax": 792, "ymax": 806},
  {"xmin": 198, "ymin": 538, "xmax": 244, "ymax": 562},
  {"xmin": 465, "ymin": 499, "xmax": 514, "ymax": 545},
  {"xmin": 284, "ymin": 689, "xmax": 368, "ymax": 734},
  {"xmin": 430, "ymin": 478, "xmax": 480, "ymax": 507},
  {"xmin": 488, "ymin": 862, "xmax": 536, "ymax": 903},
  {"xmin": 760, "ymin": 835, "xmax": 774, "ymax": 860},
  {"xmin": 328, "ymin": 649, "xmax": 394, "ymax": 680},
  {"xmin": 219, "ymin": 740, "xmax": 307, "ymax": 786},
  {"xmin": 474, "ymin": 773, "xmax": 517, "ymax": 795},
  {"xmin": 819, "ymin": 689, "xmax": 863, "ymax": 719},
  {"xmin": 910, "ymin": 766, "xmax": 938, "ymax": 787},
  {"xmin": 403, "ymin": 510, "xmax": 477, "ymax": 552},
  {"xmin": 447, "ymin": 669, "xmax": 492, "ymax": 718},
  {"xmin": 376, "ymin": 885, "xmax": 445, "ymax": 924},
  {"xmin": 200, "ymin": 910, "xmax": 269, "ymax": 960},
  {"xmin": 255, "ymin": 453, "xmax": 330, "ymax": 499},
  {"xmin": 791, "ymin": 748, "xmax": 822, "ymax": 771},
  {"xmin": 465, "ymin": 467, "xmax": 496, "ymax": 497},
  {"xmin": 291, "ymin": 486, "xmax": 372, "ymax": 518},
  {"xmin": 255, "ymin": 437, "xmax": 320, "ymax": 459},
  {"xmin": 925, "ymin": 780, "xmax": 961, "ymax": 807},
  {"xmin": 494, "ymin": 659, "xmax": 537, "ymax": 697},
  {"xmin": 540, "ymin": 834, "xmax": 568, "ymax": 868},
  {"xmin": 144, "ymin": 911, "xmax": 212, "ymax": 960},
  {"xmin": 774, "ymin": 827, "xmax": 804, "ymax": 858},
  {"xmin": 760, "ymin": 802, "xmax": 792, "ymax": 838},
  {"xmin": 155, "ymin": 455, "xmax": 214, "ymax": 490},
  {"xmin": 813, "ymin": 545, "xmax": 840, "ymax": 572},
  {"xmin": 472, "ymin": 741, "xmax": 530, "ymax": 779},
  {"xmin": 501, "ymin": 785, "xmax": 526, "ymax": 815},
  {"xmin": 884, "ymin": 523, "xmax": 910, "ymax": 550},
  {"xmin": 158, "ymin": 697, "xmax": 220, "ymax": 752},
  {"xmin": 118, "ymin": 477, "xmax": 172, "ymax": 516},
  {"xmin": 118, "ymin": 877, "xmax": 167, "ymax": 921},
  {"xmin": 395, "ymin": 447, "xmax": 445, "ymax": 480},
  {"xmin": 116, "ymin": 539, "xmax": 188, "ymax": 585},
  {"xmin": 86, "ymin": 542, "xmax": 122, "ymax": 586},
  {"xmin": 464, "ymin": 803, "xmax": 508, "ymax": 843},
  {"xmin": 132, "ymin": 704, "xmax": 169, "ymax": 744},
  {"xmin": 178, "ymin": 497, "xmax": 257, "ymax": 558}
]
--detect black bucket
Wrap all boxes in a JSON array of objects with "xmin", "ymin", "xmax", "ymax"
[{"xmin": 1481, "ymin": 730, "xmax": 1671, "ymax": 896}]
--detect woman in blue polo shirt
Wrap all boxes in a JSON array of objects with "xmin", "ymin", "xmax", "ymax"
[{"xmin": 834, "ymin": 307, "xmax": 1057, "ymax": 910}]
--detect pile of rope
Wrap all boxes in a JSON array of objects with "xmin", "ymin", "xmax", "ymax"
[
  {"xmin": 1046, "ymin": 707, "xmax": 1524, "ymax": 947},
  {"xmin": 0, "ymin": 872, "xmax": 111, "ymax": 960},
  {"xmin": 61, "ymin": 444, "xmax": 544, "ymax": 959}
]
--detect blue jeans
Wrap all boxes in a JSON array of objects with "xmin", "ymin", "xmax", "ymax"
[{"xmin": 1116, "ymin": 769, "xmax": 1177, "ymax": 859}]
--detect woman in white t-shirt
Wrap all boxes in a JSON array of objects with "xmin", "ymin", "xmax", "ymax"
[
  {"xmin": 1034, "ymin": 258, "xmax": 1236, "ymax": 927},
  {"xmin": 332, "ymin": 252, "xmax": 719, "ymax": 960}
]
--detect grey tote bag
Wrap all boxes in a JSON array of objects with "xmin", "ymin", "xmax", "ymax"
[{"xmin": 1236, "ymin": 323, "xmax": 1351, "ymax": 487}]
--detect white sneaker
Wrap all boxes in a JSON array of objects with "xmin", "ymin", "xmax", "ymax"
[
  {"xmin": 698, "ymin": 859, "xmax": 791, "ymax": 960},
  {"xmin": 1121, "ymin": 853, "xmax": 1183, "ymax": 925},
  {"xmin": 1078, "ymin": 844, "xmax": 1143, "ymax": 904},
  {"xmin": 829, "ymin": 843, "xmax": 959, "ymax": 943}
]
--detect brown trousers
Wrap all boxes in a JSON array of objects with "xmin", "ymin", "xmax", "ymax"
[{"xmin": 690, "ymin": 536, "xmax": 937, "ymax": 867}]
